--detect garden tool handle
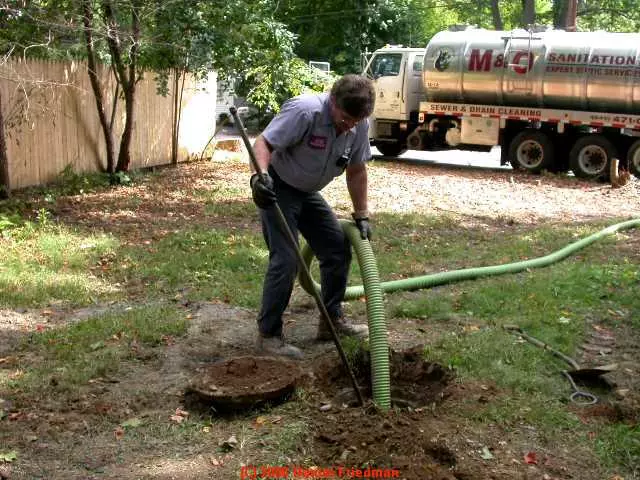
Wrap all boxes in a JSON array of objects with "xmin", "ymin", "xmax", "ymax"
[{"xmin": 229, "ymin": 107, "xmax": 365, "ymax": 407}]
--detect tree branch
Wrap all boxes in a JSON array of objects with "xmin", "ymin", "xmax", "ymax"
[{"xmin": 101, "ymin": 0, "xmax": 130, "ymax": 91}]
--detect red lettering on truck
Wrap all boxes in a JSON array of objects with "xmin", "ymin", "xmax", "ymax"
[
  {"xmin": 468, "ymin": 49, "xmax": 493, "ymax": 71},
  {"xmin": 511, "ymin": 51, "xmax": 533, "ymax": 74}
]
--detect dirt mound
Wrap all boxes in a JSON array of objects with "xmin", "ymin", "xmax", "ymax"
[
  {"xmin": 308, "ymin": 346, "xmax": 472, "ymax": 479},
  {"xmin": 315, "ymin": 345, "xmax": 455, "ymax": 408},
  {"xmin": 310, "ymin": 408, "xmax": 476, "ymax": 480},
  {"xmin": 185, "ymin": 356, "xmax": 305, "ymax": 412}
]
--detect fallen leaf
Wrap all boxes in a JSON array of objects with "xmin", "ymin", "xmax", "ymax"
[
  {"xmin": 480, "ymin": 446, "xmax": 494, "ymax": 460},
  {"xmin": 524, "ymin": 451, "xmax": 538, "ymax": 465},
  {"xmin": 94, "ymin": 403, "xmax": 112, "ymax": 414},
  {"xmin": 175, "ymin": 408, "xmax": 189, "ymax": 418},
  {"xmin": 8, "ymin": 370, "xmax": 23, "ymax": 380},
  {"xmin": 210, "ymin": 456, "xmax": 222, "ymax": 466},
  {"xmin": 169, "ymin": 407, "xmax": 189, "ymax": 424},
  {"xmin": 0, "ymin": 451, "xmax": 17, "ymax": 463},
  {"xmin": 219, "ymin": 435, "xmax": 238, "ymax": 452},
  {"xmin": 271, "ymin": 415, "xmax": 283, "ymax": 424},
  {"xmin": 90, "ymin": 341, "xmax": 105, "ymax": 351},
  {"xmin": 169, "ymin": 415, "xmax": 185, "ymax": 424},
  {"xmin": 114, "ymin": 426, "xmax": 125, "ymax": 440}
]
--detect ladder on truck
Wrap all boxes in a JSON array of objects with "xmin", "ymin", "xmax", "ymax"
[{"xmin": 503, "ymin": 28, "xmax": 542, "ymax": 94}]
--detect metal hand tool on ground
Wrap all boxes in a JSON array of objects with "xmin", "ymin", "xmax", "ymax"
[
  {"xmin": 503, "ymin": 325, "xmax": 617, "ymax": 404},
  {"xmin": 229, "ymin": 106, "xmax": 364, "ymax": 407},
  {"xmin": 561, "ymin": 370, "xmax": 598, "ymax": 405},
  {"xmin": 503, "ymin": 325, "xmax": 617, "ymax": 378}
]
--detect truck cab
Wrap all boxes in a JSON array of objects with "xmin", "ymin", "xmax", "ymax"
[{"xmin": 364, "ymin": 46, "xmax": 425, "ymax": 156}]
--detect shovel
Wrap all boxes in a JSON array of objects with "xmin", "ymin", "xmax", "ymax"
[{"xmin": 503, "ymin": 325, "xmax": 618, "ymax": 380}]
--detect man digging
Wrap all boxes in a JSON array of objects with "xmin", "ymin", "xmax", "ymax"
[{"xmin": 249, "ymin": 74, "xmax": 376, "ymax": 359}]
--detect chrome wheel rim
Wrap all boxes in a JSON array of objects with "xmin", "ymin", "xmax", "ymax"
[
  {"xmin": 578, "ymin": 145, "xmax": 607, "ymax": 175},
  {"xmin": 516, "ymin": 140, "xmax": 543, "ymax": 169}
]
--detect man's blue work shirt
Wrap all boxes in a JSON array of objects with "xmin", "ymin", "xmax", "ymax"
[{"xmin": 262, "ymin": 92, "xmax": 371, "ymax": 193}]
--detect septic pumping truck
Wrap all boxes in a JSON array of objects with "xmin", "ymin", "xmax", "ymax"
[{"xmin": 364, "ymin": 26, "xmax": 640, "ymax": 181}]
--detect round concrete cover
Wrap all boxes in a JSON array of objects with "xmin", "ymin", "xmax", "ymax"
[{"xmin": 186, "ymin": 356, "xmax": 304, "ymax": 411}]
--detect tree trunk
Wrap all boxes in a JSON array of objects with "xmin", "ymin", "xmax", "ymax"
[
  {"xmin": 171, "ymin": 68, "xmax": 179, "ymax": 165},
  {"xmin": 521, "ymin": 0, "xmax": 536, "ymax": 26},
  {"xmin": 490, "ymin": 0, "xmax": 503, "ymax": 30},
  {"xmin": 176, "ymin": 69, "xmax": 186, "ymax": 161},
  {"xmin": 82, "ymin": 0, "xmax": 115, "ymax": 174},
  {"xmin": 102, "ymin": 0, "xmax": 140, "ymax": 173},
  {"xmin": 0, "ymin": 92, "xmax": 10, "ymax": 199},
  {"xmin": 565, "ymin": 0, "xmax": 577, "ymax": 31},
  {"xmin": 553, "ymin": 0, "xmax": 566, "ymax": 27},
  {"xmin": 116, "ymin": 82, "xmax": 135, "ymax": 172}
]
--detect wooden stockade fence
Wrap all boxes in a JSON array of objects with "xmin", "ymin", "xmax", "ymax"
[{"xmin": 0, "ymin": 58, "xmax": 212, "ymax": 190}]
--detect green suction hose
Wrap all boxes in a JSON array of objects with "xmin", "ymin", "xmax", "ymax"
[
  {"xmin": 299, "ymin": 218, "xmax": 640, "ymax": 408},
  {"xmin": 341, "ymin": 220, "xmax": 390, "ymax": 410}
]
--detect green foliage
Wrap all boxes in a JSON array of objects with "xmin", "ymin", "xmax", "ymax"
[
  {"xmin": 242, "ymin": 58, "xmax": 336, "ymax": 114},
  {"xmin": 142, "ymin": 0, "xmax": 302, "ymax": 106},
  {"xmin": 112, "ymin": 170, "xmax": 132, "ymax": 186},
  {"xmin": 53, "ymin": 164, "xmax": 112, "ymax": 196},
  {"xmin": 577, "ymin": 0, "xmax": 640, "ymax": 32},
  {"xmin": 0, "ymin": 213, "xmax": 18, "ymax": 234}
]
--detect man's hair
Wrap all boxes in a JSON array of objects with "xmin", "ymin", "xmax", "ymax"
[{"xmin": 330, "ymin": 74, "xmax": 376, "ymax": 119}]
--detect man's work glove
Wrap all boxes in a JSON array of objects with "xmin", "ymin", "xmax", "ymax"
[
  {"xmin": 352, "ymin": 213, "xmax": 372, "ymax": 240},
  {"xmin": 250, "ymin": 172, "xmax": 276, "ymax": 208}
]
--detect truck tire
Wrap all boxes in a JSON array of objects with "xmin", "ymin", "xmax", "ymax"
[
  {"xmin": 508, "ymin": 130, "xmax": 555, "ymax": 173},
  {"xmin": 626, "ymin": 139, "xmax": 640, "ymax": 179},
  {"xmin": 376, "ymin": 143, "xmax": 407, "ymax": 157},
  {"xmin": 569, "ymin": 135, "xmax": 617, "ymax": 181}
]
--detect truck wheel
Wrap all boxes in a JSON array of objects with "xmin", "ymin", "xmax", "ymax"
[
  {"xmin": 508, "ymin": 131, "xmax": 554, "ymax": 173},
  {"xmin": 569, "ymin": 135, "xmax": 617, "ymax": 181},
  {"xmin": 626, "ymin": 139, "xmax": 640, "ymax": 178},
  {"xmin": 376, "ymin": 143, "xmax": 407, "ymax": 157}
]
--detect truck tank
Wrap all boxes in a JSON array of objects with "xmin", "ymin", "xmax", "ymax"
[{"xmin": 424, "ymin": 27, "xmax": 640, "ymax": 113}]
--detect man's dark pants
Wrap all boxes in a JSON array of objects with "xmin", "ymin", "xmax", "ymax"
[{"xmin": 257, "ymin": 169, "xmax": 351, "ymax": 338}]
